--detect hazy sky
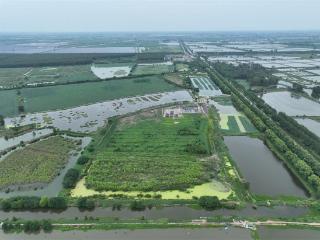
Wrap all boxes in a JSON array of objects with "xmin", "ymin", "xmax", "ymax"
[{"xmin": 0, "ymin": 0, "xmax": 319, "ymax": 32}]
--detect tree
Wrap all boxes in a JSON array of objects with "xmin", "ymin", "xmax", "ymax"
[
  {"xmin": 198, "ymin": 196, "xmax": 221, "ymax": 210},
  {"xmin": 77, "ymin": 197, "xmax": 95, "ymax": 210},
  {"xmin": 0, "ymin": 115, "xmax": 4, "ymax": 127},
  {"xmin": 39, "ymin": 196, "xmax": 49, "ymax": 208},
  {"xmin": 47, "ymin": 197, "xmax": 67, "ymax": 209},
  {"xmin": 292, "ymin": 83, "xmax": 303, "ymax": 92},
  {"xmin": 77, "ymin": 155, "xmax": 89, "ymax": 165},
  {"xmin": 130, "ymin": 201, "xmax": 146, "ymax": 211},
  {"xmin": 63, "ymin": 168, "xmax": 80, "ymax": 188},
  {"xmin": 42, "ymin": 220, "xmax": 53, "ymax": 232},
  {"xmin": 312, "ymin": 86, "xmax": 320, "ymax": 99},
  {"xmin": 23, "ymin": 220, "xmax": 41, "ymax": 233}
]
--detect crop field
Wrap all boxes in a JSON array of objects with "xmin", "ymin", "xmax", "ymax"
[
  {"xmin": 0, "ymin": 136, "xmax": 75, "ymax": 189},
  {"xmin": 132, "ymin": 62, "xmax": 174, "ymax": 76},
  {"xmin": 219, "ymin": 114, "xmax": 256, "ymax": 134},
  {"xmin": 85, "ymin": 114, "xmax": 213, "ymax": 192},
  {"xmin": 0, "ymin": 75, "xmax": 178, "ymax": 117},
  {"xmin": 0, "ymin": 65, "xmax": 98, "ymax": 88},
  {"xmin": 142, "ymin": 45, "xmax": 182, "ymax": 53},
  {"xmin": 163, "ymin": 73, "xmax": 185, "ymax": 87},
  {"xmin": 175, "ymin": 63, "xmax": 190, "ymax": 72}
]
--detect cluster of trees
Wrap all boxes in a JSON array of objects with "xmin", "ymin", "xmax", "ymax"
[
  {"xmin": 0, "ymin": 53, "xmax": 136, "ymax": 68},
  {"xmin": 77, "ymin": 155, "xmax": 90, "ymax": 165},
  {"xmin": 198, "ymin": 196, "xmax": 221, "ymax": 210},
  {"xmin": 1, "ymin": 196, "xmax": 67, "ymax": 211},
  {"xmin": 130, "ymin": 201, "xmax": 146, "ymax": 211},
  {"xmin": 213, "ymin": 62, "xmax": 279, "ymax": 87},
  {"xmin": 312, "ymin": 86, "xmax": 320, "ymax": 99},
  {"xmin": 2, "ymin": 219, "xmax": 52, "ymax": 233},
  {"xmin": 0, "ymin": 115, "xmax": 4, "ymax": 126},
  {"xmin": 77, "ymin": 197, "xmax": 95, "ymax": 210},
  {"xmin": 62, "ymin": 168, "xmax": 80, "ymax": 188}
]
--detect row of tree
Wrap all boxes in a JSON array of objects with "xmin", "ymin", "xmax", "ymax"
[
  {"xmin": 2, "ymin": 219, "xmax": 52, "ymax": 233},
  {"xmin": 205, "ymin": 63, "xmax": 320, "ymax": 196},
  {"xmin": 1, "ymin": 196, "xmax": 67, "ymax": 211}
]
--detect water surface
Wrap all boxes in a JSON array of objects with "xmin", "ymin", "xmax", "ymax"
[
  {"xmin": 0, "ymin": 228, "xmax": 251, "ymax": 240},
  {"xmin": 224, "ymin": 136, "xmax": 308, "ymax": 197},
  {"xmin": 259, "ymin": 226, "xmax": 320, "ymax": 240},
  {"xmin": 262, "ymin": 91, "xmax": 320, "ymax": 116}
]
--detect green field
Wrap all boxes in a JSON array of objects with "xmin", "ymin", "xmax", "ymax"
[
  {"xmin": 0, "ymin": 65, "xmax": 98, "ymax": 88},
  {"xmin": 132, "ymin": 63, "xmax": 174, "ymax": 76},
  {"xmin": 142, "ymin": 45, "xmax": 182, "ymax": 53},
  {"xmin": 176, "ymin": 63, "xmax": 190, "ymax": 72},
  {"xmin": 239, "ymin": 116, "xmax": 257, "ymax": 132},
  {"xmin": 0, "ymin": 136, "xmax": 75, "ymax": 189},
  {"xmin": 0, "ymin": 76, "xmax": 178, "ymax": 117},
  {"xmin": 85, "ymin": 114, "xmax": 213, "ymax": 192},
  {"xmin": 220, "ymin": 114, "xmax": 257, "ymax": 135}
]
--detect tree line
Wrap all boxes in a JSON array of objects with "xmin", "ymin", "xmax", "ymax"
[{"xmin": 202, "ymin": 61, "xmax": 320, "ymax": 196}]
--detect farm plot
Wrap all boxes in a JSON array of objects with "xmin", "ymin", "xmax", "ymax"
[
  {"xmin": 0, "ymin": 136, "xmax": 76, "ymax": 189},
  {"xmin": 85, "ymin": 115, "xmax": 213, "ymax": 192},
  {"xmin": 0, "ymin": 75, "xmax": 178, "ymax": 117},
  {"xmin": 190, "ymin": 76, "xmax": 223, "ymax": 97},
  {"xmin": 0, "ymin": 65, "xmax": 97, "ymax": 88},
  {"xmin": 132, "ymin": 62, "xmax": 174, "ymax": 76},
  {"xmin": 219, "ymin": 114, "xmax": 256, "ymax": 135}
]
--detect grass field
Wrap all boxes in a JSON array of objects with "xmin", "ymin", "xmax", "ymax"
[
  {"xmin": 142, "ymin": 45, "xmax": 182, "ymax": 53},
  {"xmin": 175, "ymin": 63, "xmax": 190, "ymax": 72},
  {"xmin": 163, "ymin": 73, "xmax": 185, "ymax": 87},
  {"xmin": 0, "ymin": 75, "xmax": 178, "ymax": 117},
  {"xmin": 212, "ymin": 96, "xmax": 233, "ymax": 106},
  {"xmin": 220, "ymin": 114, "xmax": 256, "ymax": 134},
  {"xmin": 132, "ymin": 63, "xmax": 174, "ymax": 76},
  {"xmin": 0, "ymin": 65, "xmax": 98, "ymax": 88},
  {"xmin": 85, "ymin": 114, "xmax": 213, "ymax": 192},
  {"xmin": 0, "ymin": 136, "xmax": 75, "ymax": 189}
]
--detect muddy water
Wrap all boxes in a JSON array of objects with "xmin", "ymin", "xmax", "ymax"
[
  {"xmin": 224, "ymin": 136, "xmax": 308, "ymax": 197},
  {"xmin": 262, "ymin": 91, "xmax": 320, "ymax": 116},
  {"xmin": 0, "ymin": 205, "xmax": 307, "ymax": 221},
  {"xmin": 295, "ymin": 118, "xmax": 320, "ymax": 137},
  {"xmin": 258, "ymin": 226, "xmax": 320, "ymax": 240},
  {"xmin": 0, "ymin": 228, "xmax": 251, "ymax": 240}
]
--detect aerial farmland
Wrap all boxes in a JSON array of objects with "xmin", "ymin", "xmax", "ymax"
[{"xmin": 0, "ymin": 31, "xmax": 320, "ymax": 239}]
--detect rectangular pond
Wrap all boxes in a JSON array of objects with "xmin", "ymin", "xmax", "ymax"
[
  {"xmin": 224, "ymin": 136, "xmax": 308, "ymax": 197},
  {"xmin": 262, "ymin": 91, "xmax": 320, "ymax": 116},
  {"xmin": 258, "ymin": 226, "xmax": 320, "ymax": 240},
  {"xmin": 0, "ymin": 228, "xmax": 251, "ymax": 240},
  {"xmin": 295, "ymin": 118, "xmax": 320, "ymax": 137}
]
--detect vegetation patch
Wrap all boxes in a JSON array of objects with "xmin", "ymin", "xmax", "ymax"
[
  {"xmin": 85, "ymin": 115, "xmax": 214, "ymax": 192},
  {"xmin": 219, "ymin": 114, "xmax": 256, "ymax": 135},
  {"xmin": 72, "ymin": 178, "xmax": 231, "ymax": 200},
  {"xmin": 0, "ymin": 65, "xmax": 98, "ymax": 88},
  {"xmin": 0, "ymin": 75, "xmax": 177, "ymax": 117},
  {"xmin": 132, "ymin": 63, "xmax": 174, "ymax": 76},
  {"xmin": 0, "ymin": 136, "xmax": 76, "ymax": 189}
]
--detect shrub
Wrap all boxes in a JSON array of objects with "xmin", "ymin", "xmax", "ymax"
[
  {"xmin": 63, "ymin": 168, "xmax": 80, "ymax": 188},
  {"xmin": 198, "ymin": 196, "xmax": 221, "ymax": 210}
]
